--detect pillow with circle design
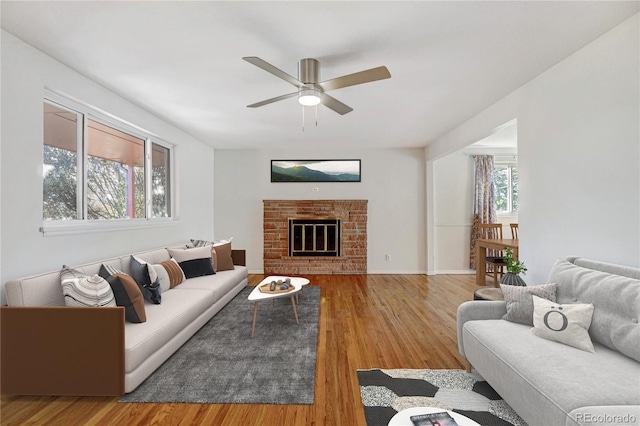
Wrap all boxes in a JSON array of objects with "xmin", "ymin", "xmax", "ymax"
[{"xmin": 531, "ymin": 295, "xmax": 595, "ymax": 353}]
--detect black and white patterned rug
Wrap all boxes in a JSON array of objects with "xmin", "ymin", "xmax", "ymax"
[{"xmin": 357, "ymin": 369, "xmax": 528, "ymax": 426}]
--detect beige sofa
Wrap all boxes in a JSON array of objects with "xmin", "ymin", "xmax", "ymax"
[{"xmin": 1, "ymin": 242, "xmax": 248, "ymax": 396}]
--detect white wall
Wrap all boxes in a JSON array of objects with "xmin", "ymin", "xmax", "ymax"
[
  {"xmin": 426, "ymin": 14, "xmax": 640, "ymax": 284},
  {"xmin": 433, "ymin": 150, "xmax": 474, "ymax": 273},
  {"xmin": 1, "ymin": 31, "xmax": 215, "ymax": 303},
  {"xmin": 432, "ymin": 149, "xmax": 519, "ymax": 274},
  {"xmin": 518, "ymin": 13, "xmax": 639, "ymax": 282},
  {"xmin": 213, "ymin": 148, "xmax": 426, "ymax": 273}
]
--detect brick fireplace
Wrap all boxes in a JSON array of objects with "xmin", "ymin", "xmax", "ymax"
[{"xmin": 263, "ymin": 200, "xmax": 367, "ymax": 274}]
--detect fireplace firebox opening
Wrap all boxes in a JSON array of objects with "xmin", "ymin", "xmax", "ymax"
[{"xmin": 289, "ymin": 218, "xmax": 341, "ymax": 257}]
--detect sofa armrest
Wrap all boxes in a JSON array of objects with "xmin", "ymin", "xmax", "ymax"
[
  {"xmin": 231, "ymin": 249, "xmax": 246, "ymax": 266},
  {"xmin": 456, "ymin": 300, "xmax": 507, "ymax": 357},
  {"xmin": 1, "ymin": 306, "xmax": 125, "ymax": 396}
]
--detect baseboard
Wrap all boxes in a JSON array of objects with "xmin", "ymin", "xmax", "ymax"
[
  {"xmin": 435, "ymin": 270, "xmax": 475, "ymax": 275},
  {"xmin": 248, "ymin": 270, "xmax": 428, "ymax": 275}
]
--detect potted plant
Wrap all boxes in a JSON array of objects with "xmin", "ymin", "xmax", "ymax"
[{"xmin": 500, "ymin": 247, "xmax": 527, "ymax": 286}]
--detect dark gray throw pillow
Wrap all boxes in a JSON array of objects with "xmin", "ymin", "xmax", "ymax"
[
  {"xmin": 178, "ymin": 258, "xmax": 216, "ymax": 278},
  {"xmin": 130, "ymin": 256, "xmax": 162, "ymax": 304},
  {"xmin": 99, "ymin": 264, "xmax": 146, "ymax": 323},
  {"xmin": 501, "ymin": 283, "xmax": 556, "ymax": 325}
]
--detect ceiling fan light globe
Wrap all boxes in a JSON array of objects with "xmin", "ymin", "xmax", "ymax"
[
  {"xmin": 298, "ymin": 87, "xmax": 321, "ymax": 106},
  {"xmin": 299, "ymin": 94, "xmax": 321, "ymax": 106}
]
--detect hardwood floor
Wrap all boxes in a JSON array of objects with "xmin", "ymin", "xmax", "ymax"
[{"xmin": 1, "ymin": 273, "xmax": 480, "ymax": 426}]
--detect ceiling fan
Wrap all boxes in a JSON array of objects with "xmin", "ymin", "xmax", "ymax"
[{"xmin": 243, "ymin": 57, "xmax": 391, "ymax": 115}]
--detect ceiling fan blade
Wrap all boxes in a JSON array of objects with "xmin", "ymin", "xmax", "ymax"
[
  {"xmin": 243, "ymin": 57, "xmax": 303, "ymax": 88},
  {"xmin": 320, "ymin": 93, "xmax": 353, "ymax": 115},
  {"xmin": 247, "ymin": 92, "xmax": 298, "ymax": 108},
  {"xmin": 319, "ymin": 66, "xmax": 391, "ymax": 92}
]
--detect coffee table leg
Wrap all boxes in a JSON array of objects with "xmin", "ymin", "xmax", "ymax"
[
  {"xmin": 251, "ymin": 301, "xmax": 259, "ymax": 338},
  {"xmin": 290, "ymin": 295, "xmax": 299, "ymax": 324}
]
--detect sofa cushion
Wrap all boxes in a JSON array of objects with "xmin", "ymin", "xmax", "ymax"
[
  {"xmin": 463, "ymin": 320, "xmax": 640, "ymax": 424},
  {"xmin": 168, "ymin": 246, "xmax": 215, "ymax": 279},
  {"xmin": 531, "ymin": 295, "xmax": 595, "ymax": 352},
  {"xmin": 126, "ymin": 248, "xmax": 172, "ymax": 269},
  {"xmin": 123, "ymin": 288, "xmax": 215, "ymax": 373},
  {"xmin": 500, "ymin": 283, "xmax": 556, "ymax": 325},
  {"xmin": 172, "ymin": 266, "xmax": 248, "ymax": 301},
  {"xmin": 60, "ymin": 266, "xmax": 116, "ymax": 307},
  {"xmin": 569, "ymin": 257, "xmax": 640, "ymax": 280},
  {"xmin": 548, "ymin": 259, "xmax": 640, "ymax": 362}
]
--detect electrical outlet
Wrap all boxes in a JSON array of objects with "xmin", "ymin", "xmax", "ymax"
[
  {"xmin": 385, "ymin": 254, "xmax": 391, "ymax": 262},
  {"xmin": 312, "ymin": 187, "xmax": 319, "ymax": 192}
]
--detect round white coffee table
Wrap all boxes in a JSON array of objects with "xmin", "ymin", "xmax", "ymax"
[
  {"xmin": 388, "ymin": 406, "xmax": 481, "ymax": 426},
  {"xmin": 248, "ymin": 276, "xmax": 306, "ymax": 337}
]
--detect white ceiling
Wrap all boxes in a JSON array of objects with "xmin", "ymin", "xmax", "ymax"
[
  {"xmin": 470, "ymin": 120, "xmax": 518, "ymax": 150},
  {"xmin": 2, "ymin": 1, "xmax": 638, "ymax": 150}
]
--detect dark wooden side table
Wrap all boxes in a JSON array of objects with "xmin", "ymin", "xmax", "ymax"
[{"xmin": 473, "ymin": 287, "xmax": 504, "ymax": 301}]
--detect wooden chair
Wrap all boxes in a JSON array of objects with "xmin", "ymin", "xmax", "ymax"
[
  {"xmin": 479, "ymin": 223, "xmax": 505, "ymax": 287},
  {"xmin": 510, "ymin": 223, "xmax": 519, "ymax": 239}
]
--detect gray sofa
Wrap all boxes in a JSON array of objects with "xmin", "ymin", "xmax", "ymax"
[
  {"xmin": 457, "ymin": 257, "xmax": 640, "ymax": 426},
  {"xmin": 1, "ymin": 242, "xmax": 248, "ymax": 396}
]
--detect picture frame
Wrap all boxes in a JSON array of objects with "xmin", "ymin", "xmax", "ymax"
[{"xmin": 271, "ymin": 159, "xmax": 361, "ymax": 183}]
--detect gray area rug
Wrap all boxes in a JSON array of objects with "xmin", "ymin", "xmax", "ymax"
[
  {"xmin": 120, "ymin": 286, "xmax": 320, "ymax": 405},
  {"xmin": 358, "ymin": 369, "xmax": 528, "ymax": 426}
]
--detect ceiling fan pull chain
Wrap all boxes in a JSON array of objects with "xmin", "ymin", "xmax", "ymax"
[
  {"xmin": 315, "ymin": 105, "xmax": 318, "ymax": 127},
  {"xmin": 302, "ymin": 105, "xmax": 305, "ymax": 132}
]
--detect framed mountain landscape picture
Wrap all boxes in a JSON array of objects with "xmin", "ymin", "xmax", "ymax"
[{"xmin": 271, "ymin": 160, "xmax": 361, "ymax": 183}]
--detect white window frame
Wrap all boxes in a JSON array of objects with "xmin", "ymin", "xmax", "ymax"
[
  {"xmin": 42, "ymin": 90, "xmax": 178, "ymax": 236},
  {"xmin": 147, "ymin": 138, "xmax": 174, "ymax": 219},
  {"xmin": 494, "ymin": 162, "xmax": 518, "ymax": 215}
]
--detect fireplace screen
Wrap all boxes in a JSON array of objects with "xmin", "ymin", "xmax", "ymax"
[{"xmin": 289, "ymin": 218, "xmax": 341, "ymax": 257}]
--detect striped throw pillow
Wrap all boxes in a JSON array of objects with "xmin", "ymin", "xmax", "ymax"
[
  {"xmin": 151, "ymin": 259, "xmax": 186, "ymax": 290},
  {"xmin": 162, "ymin": 259, "xmax": 186, "ymax": 288},
  {"xmin": 61, "ymin": 266, "xmax": 116, "ymax": 307}
]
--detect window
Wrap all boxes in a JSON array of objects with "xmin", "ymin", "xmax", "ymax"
[
  {"xmin": 43, "ymin": 102, "xmax": 80, "ymax": 220},
  {"xmin": 151, "ymin": 143, "xmax": 171, "ymax": 218},
  {"xmin": 86, "ymin": 119, "xmax": 146, "ymax": 220},
  {"xmin": 43, "ymin": 93, "xmax": 173, "ymax": 227},
  {"xmin": 495, "ymin": 164, "xmax": 518, "ymax": 213}
]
